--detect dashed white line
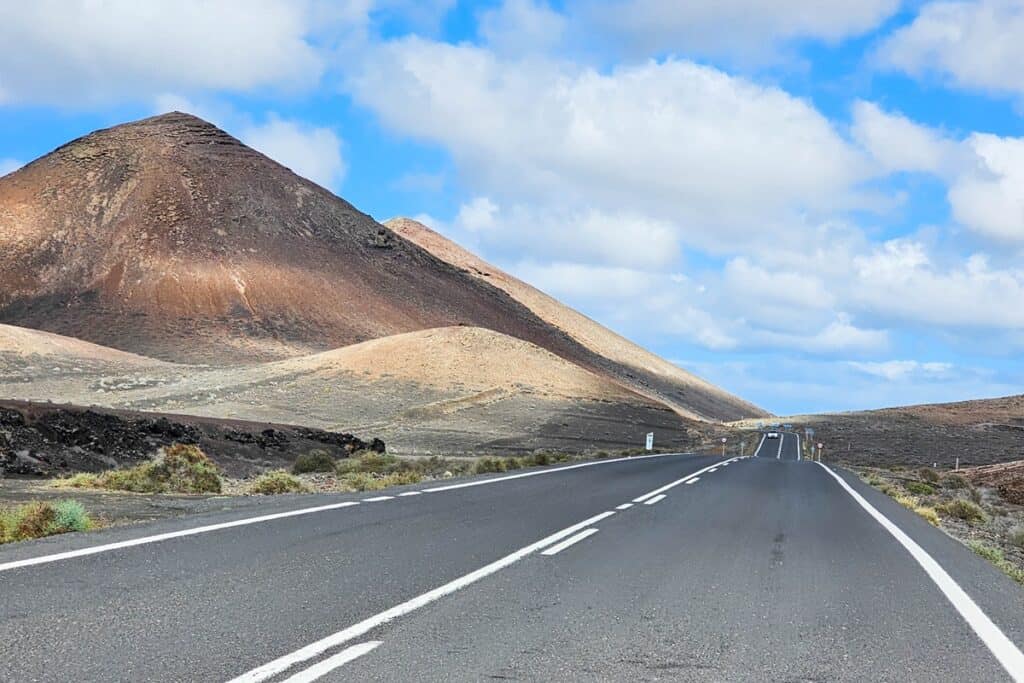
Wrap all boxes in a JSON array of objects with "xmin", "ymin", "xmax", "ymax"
[
  {"xmin": 0, "ymin": 501, "xmax": 363, "ymax": 574},
  {"xmin": 362, "ymin": 496, "xmax": 393, "ymax": 503},
  {"xmin": 615, "ymin": 503, "xmax": 633, "ymax": 510},
  {"xmin": 708, "ymin": 468, "xmax": 718, "ymax": 473},
  {"xmin": 397, "ymin": 491, "xmax": 422, "ymax": 497},
  {"xmin": 540, "ymin": 528, "xmax": 600, "ymax": 556},
  {"xmin": 819, "ymin": 462, "xmax": 1024, "ymax": 681},
  {"xmin": 280, "ymin": 641, "xmax": 382, "ymax": 683},
  {"xmin": 632, "ymin": 459, "xmax": 729, "ymax": 503},
  {"xmin": 685, "ymin": 478, "xmax": 699, "ymax": 485},
  {"xmin": 752, "ymin": 433, "xmax": 768, "ymax": 458},
  {"xmin": 644, "ymin": 494, "xmax": 667, "ymax": 506},
  {"xmin": 777, "ymin": 434, "xmax": 785, "ymax": 460},
  {"xmin": 226, "ymin": 509, "xmax": 618, "ymax": 683}
]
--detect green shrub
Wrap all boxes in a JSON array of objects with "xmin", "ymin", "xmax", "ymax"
[
  {"xmin": 504, "ymin": 457, "xmax": 524, "ymax": 471},
  {"xmin": 51, "ymin": 444, "xmax": 222, "ymax": 494},
  {"xmin": 0, "ymin": 500, "xmax": 93, "ymax": 544},
  {"xmin": 937, "ymin": 499, "xmax": 986, "ymax": 524},
  {"xmin": 905, "ymin": 481, "xmax": 936, "ymax": 496},
  {"xmin": 247, "ymin": 470, "xmax": 308, "ymax": 495},
  {"xmin": 473, "ymin": 457, "xmax": 508, "ymax": 474},
  {"xmin": 918, "ymin": 467, "xmax": 940, "ymax": 483},
  {"xmin": 292, "ymin": 450, "xmax": 337, "ymax": 474},
  {"xmin": 943, "ymin": 474, "xmax": 969, "ymax": 489}
]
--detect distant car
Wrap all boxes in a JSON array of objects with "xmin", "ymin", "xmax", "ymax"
[{"xmin": 767, "ymin": 432, "xmax": 780, "ymax": 439}]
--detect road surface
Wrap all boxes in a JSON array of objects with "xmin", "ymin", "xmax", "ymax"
[{"xmin": 2, "ymin": 439, "xmax": 1024, "ymax": 681}]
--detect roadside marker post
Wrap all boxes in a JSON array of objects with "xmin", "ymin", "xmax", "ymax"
[
  {"xmin": 721, "ymin": 437, "xmax": 727, "ymax": 457},
  {"xmin": 645, "ymin": 432, "xmax": 654, "ymax": 451},
  {"xmin": 817, "ymin": 443, "xmax": 823, "ymax": 463}
]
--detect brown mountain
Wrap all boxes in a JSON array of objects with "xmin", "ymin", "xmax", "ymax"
[{"xmin": 0, "ymin": 112, "xmax": 764, "ymax": 422}]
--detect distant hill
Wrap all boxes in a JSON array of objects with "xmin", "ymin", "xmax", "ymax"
[
  {"xmin": 0, "ymin": 112, "xmax": 764, "ymax": 424},
  {"xmin": 387, "ymin": 217, "xmax": 767, "ymax": 421}
]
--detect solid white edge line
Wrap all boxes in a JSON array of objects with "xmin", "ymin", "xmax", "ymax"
[
  {"xmin": 226, "ymin": 509, "xmax": 618, "ymax": 683},
  {"xmin": 540, "ymin": 528, "xmax": 600, "ymax": 556},
  {"xmin": 644, "ymin": 494, "xmax": 667, "ymax": 506},
  {"xmin": 280, "ymin": 641, "xmax": 382, "ymax": 683},
  {"xmin": 423, "ymin": 451, "xmax": 691, "ymax": 492},
  {"xmin": 632, "ymin": 458, "xmax": 730, "ymax": 503},
  {"xmin": 362, "ymin": 496, "xmax": 393, "ymax": 502},
  {"xmin": 818, "ymin": 462, "xmax": 1024, "ymax": 681},
  {"xmin": 397, "ymin": 492, "xmax": 422, "ymax": 497},
  {"xmin": 752, "ymin": 433, "xmax": 767, "ymax": 458},
  {"xmin": 615, "ymin": 503, "xmax": 633, "ymax": 510},
  {"xmin": 0, "ymin": 501, "xmax": 362, "ymax": 574}
]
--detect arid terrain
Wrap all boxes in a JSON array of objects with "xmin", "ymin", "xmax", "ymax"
[{"xmin": 735, "ymin": 394, "xmax": 1024, "ymax": 468}]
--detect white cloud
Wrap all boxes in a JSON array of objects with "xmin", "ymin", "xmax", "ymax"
[
  {"xmin": 0, "ymin": 1, "xmax": 328, "ymax": 104},
  {"xmin": 878, "ymin": 0, "xmax": 1024, "ymax": 96},
  {"xmin": 723, "ymin": 258, "xmax": 834, "ymax": 310},
  {"xmin": 753, "ymin": 314, "xmax": 889, "ymax": 354},
  {"xmin": 240, "ymin": 116, "xmax": 346, "ymax": 190},
  {"xmin": 576, "ymin": 0, "xmax": 900, "ymax": 61},
  {"xmin": 851, "ymin": 100, "xmax": 961, "ymax": 176},
  {"xmin": 948, "ymin": 133, "xmax": 1024, "ymax": 241},
  {"xmin": 479, "ymin": 0, "xmax": 566, "ymax": 56},
  {"xmin": 848, "ymin": 360, "xmax": 954, "ymax": 382},
  {"xmin": 349, "ymin": 40, "xmax": 871, "ymax": 253},
  {"xmin": 0, "ymin": 158, "xmax": 22, "ymax": 176}
]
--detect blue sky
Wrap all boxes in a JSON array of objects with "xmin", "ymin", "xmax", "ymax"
[{"xmin": 1, "ymin": 0, "xmax": 1023, "ymax": 415}]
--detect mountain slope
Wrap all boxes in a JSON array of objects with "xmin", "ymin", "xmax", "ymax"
[
  {"xmin": 0, "ymin": 112, "xmax": 763, "ymax": 422},
  {"xmin": 386, "ymin": 217, "xmax": 767, "ymax": 421}
]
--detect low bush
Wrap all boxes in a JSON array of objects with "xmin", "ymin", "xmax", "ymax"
[
  {"xmin": 905, "ymin": 481, "xmax": 936, "ymax": 496},
  {"xmin": 473, "ymin": 457, "xmax": 508, "ymax": 475},
  {"xmin": 893, "ymin": 493, "xmax": 919, "ymax": 510},
  {"xmin": 247, "ymin": 470, "xmax": 308, "ymax": 495},
  {"xmin": 292, "ymin": 450, "xmax": 337, "ymax": 474},
  {"xmin": 969, "ymin": 541, "xmax": 1024, "ymax": 585},
  {"xmin": 1009, "ymin": 527, "xmax": 1024, "ymax": 550},
  {"xmin": 918, "ymin": 467, "xmax": 941, "ymax": 483},
  {"xmin": 937, "ymin": 499, "xmax": 986, "ymax": 524},
  {"xmin": 0, "ymin": 500, "xmax": 94, "ymax": 544},
  {"xmin": 943, "ymin": 474, "xmax": 969, "ymax": 489},
  {"xmin": 914, "ymin": 505, "xmax": 940, "ymax": 527},
  {"xmin": 53, "ymin": 444, "xmax": 222, "ymax": 494}
]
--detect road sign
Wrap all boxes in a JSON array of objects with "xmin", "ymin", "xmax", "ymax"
[{"xmin": 645, "ymin": 432, "xmax": 654, "ymax": 451}]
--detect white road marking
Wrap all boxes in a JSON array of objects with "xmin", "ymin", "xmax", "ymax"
[
  {"xmin": 632, "ymin": 459, "xmax": 728, "ymax": 503},
  {"xmin": 644, "ymin": 494, "xmax": 667, "ymax": 506},
  {"xmin": 752, "ymin": 434, "xmax": 767, "ymax": 458},
  {"xmin": 362, "ymin": 496, "xmax": 393, "ymax": 503},
  {"xmin": 540, "ymin": 528, "xmax": 600, "ymax": 556},
  {"xmin": 0, "ymin": 501, "xmax": 362, "ymax": 574},
  {"xmin": 615, "ymin": 503, "xmax": 633, "ymax": 510},
  {"xmin": 280, "ymin": 641, "xmax": 382, "ymax": 683},
  {"xmin": 819, "ymin": 462, "xmax": 1024, "ymax": 681},
  {"xmin": 424, "ymin": 451, "xmax": 690, "ymax": 493},
  {"xmin": 777, "ymin": 433, "xmax": 785, "ymax": 460},
  {"xmin": 685, "ymin": 478, "xmax": 699, "ymax": 485},
  {"xmin": 795, "ymin": 432, "xmax": 801, "ymax": 462},
  {"xmin": 227, "ymin": 509, "xmax": 618, "ymax": 683},
  {"xmin": 708, "ymin": 468, "xmax": 718, "ymax": 473},
  {"xmin": 397, "ymin": 492, "xmax": 422, "ymax": 497}
]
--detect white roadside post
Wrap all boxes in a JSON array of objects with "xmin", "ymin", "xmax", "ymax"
[
  {"xmin": 817, "ymin": 442, "xmax": 823, "ymax": 462},
  {"xmin": 645, "ymin": 432, "xmax": 654, "ymax": 451},
  {"xmin": 721, "ymin": 437, "xmax": 727, "ymax": 457}
]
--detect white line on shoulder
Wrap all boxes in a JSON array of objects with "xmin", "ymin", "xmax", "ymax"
[
  {"xmin": 280, "ymin": 641, "xmax": 382, "ymax": 683},
  {"xmin": 819, "ymin": 462, "xmax": 1024, "ymax": 681},
  {"xmin": 540, "ymin": 528, "xmax": 600, "ymax": 556}
]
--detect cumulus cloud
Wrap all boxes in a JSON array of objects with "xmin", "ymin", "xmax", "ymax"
[
  {"xmin": 240, "ymin": 116, "xmax": 346, "ymax": 190},
  {"xmin": 851, "ymin": 100, "xmax": 962, "ymax": 176},
  {"xmin": 575, "ymin": 0, "xmax": 900, "ymax": 61},
  {"xmin": 948, "ymin": 133, "xmax": 1024, "ymax": 242},
  {"xmin": 877, "ymin": 0, "xmax": 1024, "ymax": 96},
  {"xmin": 0, "ymin": 158, "xmax": 22, "ymax": 177},
  {"xmin": 0, "ymin": 0, "xmax": 328, "ymax": 104},
  {"xmin": 848, "ymin": 360, "xmax": 954, "ymax": 382},
  {"xmin": 479, "ymin": 0, "xmax": 566, "ymax": 56},
  {"xmin": 349, "ymin": 40, "xmax": 871, "ymax": 254}
]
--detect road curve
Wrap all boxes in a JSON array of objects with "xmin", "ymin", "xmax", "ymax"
[{"xmin": 2, "ymin": 450, "xmax": 1023, "ymax": 681}]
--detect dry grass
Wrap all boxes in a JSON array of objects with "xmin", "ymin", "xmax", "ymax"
[
  {"xmin": 247, "ymin": 470, "xmax": 309, "ymax": 495},
  {"xmin": 0, "ymin": 500, "xmax": 93, "ymax": 544},
  {"xmin": 53, "ymin": 444, "xmax": 222, "ymax": 494}
]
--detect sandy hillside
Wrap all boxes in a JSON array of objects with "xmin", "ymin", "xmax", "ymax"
[
  {"xmin": 386, "ymin": 217, "xmax": 767, "ymax": 422},
  {"xmin": 0, "ymin": 323, "xmax": 168, "ymax": 365},
  {"xmin": 0, "ymin": 324, "xmax": 697, "ymax": 454}
]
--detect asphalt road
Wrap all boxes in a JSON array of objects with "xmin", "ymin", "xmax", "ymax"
[{"xmin": 2, "ymin": 441, "xmax": 1024, "ymax": 682}]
